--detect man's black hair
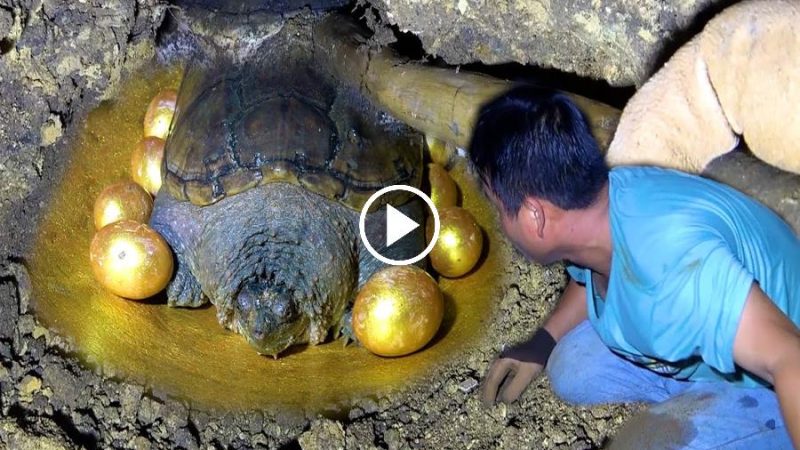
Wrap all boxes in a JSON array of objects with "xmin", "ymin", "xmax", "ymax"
[{"xmin": 468, "ymin": 85, "xmax": 609, "ymax": 215}]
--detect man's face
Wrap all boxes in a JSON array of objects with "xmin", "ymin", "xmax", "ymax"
[{"xmin": 485, "ymin": 187, "xmax": 560, "ymax": 265}]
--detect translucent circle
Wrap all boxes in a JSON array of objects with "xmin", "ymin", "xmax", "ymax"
[{"xmin": 358, "ymin": 185, "xmax": 440, "ymax": 266}]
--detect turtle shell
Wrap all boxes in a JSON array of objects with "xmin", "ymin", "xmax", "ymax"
[{"xmin": 161, "ymin": 26, "xmax": 423, "ymax": 211}]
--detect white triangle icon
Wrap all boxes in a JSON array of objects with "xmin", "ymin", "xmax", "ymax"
[{"xmin": 386, "ymin": 204, "xmax": 420, "ymax": 247}]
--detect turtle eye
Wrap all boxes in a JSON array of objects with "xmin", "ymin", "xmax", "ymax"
[
  {"xmin": 269, "ymin": 293, "xmax": 298, "ymax": 324},
  {"xmin": 236, "ymin": 281, "xmax": 262, "ymax": 312}
]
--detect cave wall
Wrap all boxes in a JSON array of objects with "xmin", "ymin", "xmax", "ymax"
[
  {"xmin": 366, "ymin": 0, "xmax": 734, "ymax": 87},
  {"xmin": 0, "ymin": 0, "xmax": 166, "ymax": 255}
]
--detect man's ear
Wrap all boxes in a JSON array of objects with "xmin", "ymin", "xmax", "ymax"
[{"xmin": 521, "ymin": 197, "xmax": 545, "ymax": 238}]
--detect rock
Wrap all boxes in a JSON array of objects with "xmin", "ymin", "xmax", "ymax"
[
  {"xmin": 457, "ymin": 377, "xmax": 479, "ymax": 394},
  {"xmin": 31, "ymin": 324, "xmax": 48, "ymax": 340},
  {"xmin": 120, "ymin": 383, "xmax": 144, "ymax": 422},
  {"xmin": 345, "ymin": 422, "xmax": 379, "ymax": 450},
  {"xmin": 39, "ymin": 115, "xmax": 63, "ymax": 147},
  {"xmin": 16, "ymin": 314, "xmax": 34, "ymax": 336},
  {"xmin": 161, "ymin": 401, "xmax": 189, "ymax": 430},
  {"xmin": 131, "ymin": 435, "xmax": 152, "ymax": 450},
  {"xmin": 137, "ymin": 396, "xmax": 163, "ymax": 426},
  {"xmin": 42, "ymin": 364, "xmax": 82, "ymax": 409},
  {"xmin": 368, "ymin": 0, "xmax": 728, "ymax": 86},
  {"xmin": 0, "ymin": 281, "xmax": 18, "ymax": 339},
  {"xmin": 174, "ymin": 0, "xmax": 349, "ymax": 14},
  {"xmin": 0, "ymin": 7, "xmax": 14, "ymax": 41},
  {"xmin": 0, "ymin": 0, "xmax": 163, "ymax": 254},
  {"xmin": 18, "ymin": 375, "xmax": 42, "ymax": 403},
  {"xmin": 0, "ymin": 418, "xmax": 71, "ymax": 450},
  {"xmin": 299, "ymin": 419, "xmax": 346, "ymax": 450},
  {"xmin": 188, "ymin": 410, "xmax": 210, "ymax": 435},
  {"xmin": 170, "ymin": 427, "xmax": 198, "ymax": 450},
  {"xmin": 246, "ymin": 411, "xmax": 264, "ymax": 435}
]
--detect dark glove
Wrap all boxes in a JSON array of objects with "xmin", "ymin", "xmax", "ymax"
[{"xmin": 481, "ymin": 328, "xmax": 556, "ymax": 406}]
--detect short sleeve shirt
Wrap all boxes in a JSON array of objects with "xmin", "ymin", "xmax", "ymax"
[{"xmin": 568, "ymin": 166, "xmax": 800, "ymax": 387}]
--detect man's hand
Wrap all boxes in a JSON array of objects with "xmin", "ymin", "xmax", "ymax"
[
  {"xmin": 481, "ymin": 278, "xmax": 589, "ymax": 406},
  {"xmin": 482, "ymin": 327, "xmax": 554, "ymax": 405},
  {"xmin": 481, "ymin": 355, "xmax": 543, "ymax": 405}
]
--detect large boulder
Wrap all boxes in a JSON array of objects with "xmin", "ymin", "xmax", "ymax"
[
  {"xmin": 368, "ymin": 0, "xmax": 731, "ymax": 86},
  {"xmin": 607, "ymin": 0, "xmax": 800, "ymax": 175}
]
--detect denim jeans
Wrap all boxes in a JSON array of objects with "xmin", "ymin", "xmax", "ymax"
[{"xmin": 545, "ymin": 320, "xmax": 791, "ymax": 449}]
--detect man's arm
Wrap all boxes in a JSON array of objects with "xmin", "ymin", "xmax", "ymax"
[
  {"xmin": 733, "ymin": 282, "xmax": 800, "ymax": 448},
  {"xmin": 542, "ymin": 277, "xmax": 588, "ymax": 340},
  {"xmin": 482, "ymin": 277, "xmax": 587, "ymax": 405}
]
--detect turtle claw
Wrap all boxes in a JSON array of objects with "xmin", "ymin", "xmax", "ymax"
[
  {"xmin": 340, "ymin": 333, "xmax": 353, "ymax": 348},
  {"xmin": 167, "ymin": 262, "xmax": 207, "ymax": 308},
  {"xmin": 337, "ymin": 310, "xmax": 357, "ymax": 347}
]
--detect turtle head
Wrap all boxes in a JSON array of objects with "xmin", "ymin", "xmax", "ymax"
[
  {"xmin": 234, "ymin": 280, "xmax": 309, "ymax": 357},
  {"xmin": 194, "ymin": 183, "xmax": 360, "ymax": 357}
]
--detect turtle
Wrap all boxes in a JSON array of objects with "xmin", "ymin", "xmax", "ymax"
[{"xmin": 149, "ymin": 14, "xmax": 425, "ymax": 357}]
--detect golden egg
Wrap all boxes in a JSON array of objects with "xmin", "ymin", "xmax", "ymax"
[
  {"xmin": 93, "ymin": 181, "xmax": 154, "ymax": 230},
  {"xmin": 425, "ymin": 134, "xmax": 456, "ymax": 168},
  {"xmin": 90, "ymin": 220, "xmax": 174, "ymax": 300},
  {"xmin": 353, "ymin": 265, "xmax": 444, "ymax": 357},
  {"xmin": 131, "ymin": 137, "xmax": 166, "ymax": 195},
  {"xmin": 428, "ymin": 163, "xmax": 458, "ymax": 210},
  {"xmin": 426, "ymin": 206, "xmax": 483, "ymax": 278},
  {"xmin": 143, "ymin": 89, "xmax": 177, "ymax": 139}
]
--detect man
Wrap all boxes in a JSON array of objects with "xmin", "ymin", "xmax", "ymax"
[{"xmin": 470, "ymin": 86, "xmax": 800, "ymax": 449}]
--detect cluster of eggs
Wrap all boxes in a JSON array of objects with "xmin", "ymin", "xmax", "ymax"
[
  {"xmin": 424, "ymin": 136, "xmax": 484, "ymax": 278},
  {"xmin": 351, "ymin": 136, "xmax": 485, "ymax": 357},
  {"xmin": 89, "ymin": 90, "xmax": 178, "ymax": 300},
  {"xmin": 88, "ymin": 89, "xmax": 482, "ymax": 358}
]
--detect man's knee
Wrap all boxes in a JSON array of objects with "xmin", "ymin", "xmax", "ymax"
[
  {"xmin": 545, "ymin": 320, "xmax": 667, "ymax": 405},
  {"xmin": 545, "ymin": 327, "xmax": 598, "ymax": 404}
]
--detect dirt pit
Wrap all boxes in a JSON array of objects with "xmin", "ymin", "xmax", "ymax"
[{"xmin": 0, "ymin": 5, "xmax": 639, "ymax": 450}]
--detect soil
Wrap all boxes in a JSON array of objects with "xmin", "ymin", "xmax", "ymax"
[
  {"xmin": 363, "ymin": 0, "xmax": 738, "ymax": 87},
  {"xmin": 2, "ymin": 235, "xmax": 634, "ymax": 449}
]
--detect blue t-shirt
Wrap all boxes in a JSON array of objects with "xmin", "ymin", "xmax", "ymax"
[{"xmin": 567, "ymin": 166, "xmax": 800, "ymax": 387}]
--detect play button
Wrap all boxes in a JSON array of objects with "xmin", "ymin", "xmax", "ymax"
[
  {"xmin": 359, "ymin": 185, "xmax": 440, "ymax": 266},
  {"xmin": 385, "ymin": 204, "xmax": 420, "ymax": 247}
]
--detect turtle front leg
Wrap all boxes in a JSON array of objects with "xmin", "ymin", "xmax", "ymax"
[
  {"xmin": 166, "ymin": 257, "xmax": 207, "ymax": 308},
  {"xmin": 336, "ymin": 308, "xmax": 356, "ymax": 346},
  {"xmin": 149, "ymin": 190, "xmax": 209, "ymax": 308}
]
